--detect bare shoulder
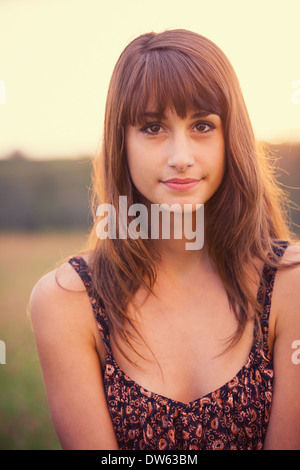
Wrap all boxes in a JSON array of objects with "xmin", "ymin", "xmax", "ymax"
[
  {"xmin": 30, "ymin": 260, "xmax": 85, "ymax": 313},
  {"xmin": 273, "ymin": 242, "xmax": 300, "ymax": 332},
  {"xmin": 29, "ymin": 254, "xmax": 97, "ymax": 345},
  {"xmin": 264, "ymin": 241, "xmax": 300, "ymax": 449},
  {"xmin": 281, "ymin": 242, "xmax": 300, "ymax": 262},
  {"xmin": 277, "ymin": 242, "xmax": 300, "ymax": 286},
  {"xmin": 29, "ymin": 251, "xmax": 92, "ymax": 305}
]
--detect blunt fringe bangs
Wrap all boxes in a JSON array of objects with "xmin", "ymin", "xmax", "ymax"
[{"xmin": 123, "ymin": 47, "xmax": 224, "ymax": 127}]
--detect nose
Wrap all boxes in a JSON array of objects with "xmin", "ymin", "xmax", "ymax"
[{"xmin": 166, "ymin": 131, "xmax": 195, "ymax": 172}]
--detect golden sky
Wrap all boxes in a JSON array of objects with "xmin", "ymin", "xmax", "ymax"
[{"xmin": 0, "ymin": 0, "xmax": 299, "ymax": 159}]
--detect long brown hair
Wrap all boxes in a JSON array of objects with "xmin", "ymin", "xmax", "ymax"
[{"xmin": 81, "ymin": 29, "xmax": 299, "ymax": 360}]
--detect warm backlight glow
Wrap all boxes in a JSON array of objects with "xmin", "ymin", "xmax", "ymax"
[{"xmin": 0, "ymin": 0, "xmax": 299, "ymax": 160}]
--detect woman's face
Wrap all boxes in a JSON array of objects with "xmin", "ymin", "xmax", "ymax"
[{"xmin": 125, "ymin": 105, "xmax": 226, "ymax": 211}]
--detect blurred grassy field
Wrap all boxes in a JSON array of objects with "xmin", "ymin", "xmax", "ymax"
[{"xmin": 0, "ymin": 230, "xmax": 88, "ymax": 450}]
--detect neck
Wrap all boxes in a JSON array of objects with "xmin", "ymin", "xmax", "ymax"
[{"xmin": 155, "ymin": 235, "xmax": 210, "ymax": 266}]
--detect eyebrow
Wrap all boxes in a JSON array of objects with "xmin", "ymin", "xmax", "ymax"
[{"xmin": 142, "ymin": 110, "xmax": 212, "ymax": 120}]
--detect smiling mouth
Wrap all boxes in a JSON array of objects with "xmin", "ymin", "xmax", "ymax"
[{"xmin": 161, "ymin": 178, "xmax": 203, "ymax": 191}]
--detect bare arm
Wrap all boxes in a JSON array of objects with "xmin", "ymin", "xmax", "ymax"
[
  {"xmin": 263, "ymin": 251, "xmax": 300, "ymax": 450},
  {"xmin": 29, "ymin": 265, "xmax": 119, "ymax": 450}
]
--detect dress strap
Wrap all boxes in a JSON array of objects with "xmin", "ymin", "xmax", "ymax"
[
  {"xmin": 68, "ymin": 256, "xmax": 110, "ymax": 349},
  {"xmin": 257, "ymin": 240, "xmax": 290, "ymax": 353}
]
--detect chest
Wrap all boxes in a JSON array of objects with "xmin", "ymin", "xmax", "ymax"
[{"xmin": 109, "ymin": 280, "xmax": 257, "ymax": 404}]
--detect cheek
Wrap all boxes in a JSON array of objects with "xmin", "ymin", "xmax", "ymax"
[
  {"xmin": 203, "ymin": 142, "xmax": 224, "ymax": 164},
  {"xmin": 126, "ymin": 141, "xmax": 140, "ymax": 183},
  {"xmin": 127, "ymin": 152, "xmax": 145, "ymax": 180},
  {"xmin": 212, "ymin": 137, "xmax": 226, "ymax": 176},
  {"xmin": 126, "ymin": 147, "xmax": 153, "ymax": 193},
  {"xmin": 126, "ymin": 139, "xmax": 158, "ymax": 184},
  {"xmin": 128, "ymin": 164, "xmax": 145, "ymax": 189}
]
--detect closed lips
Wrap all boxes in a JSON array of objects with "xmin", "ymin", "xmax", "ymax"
[
  {"xmin": 162, "ymin": 178, "xmax": 200, "ymax": 183},
  {"xmin": 161, "ymin": 178, "xmax": 202, "ymax": 191}
]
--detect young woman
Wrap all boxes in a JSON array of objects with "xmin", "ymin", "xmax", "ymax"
[{"xmin": 29, "ymin": 29, "xmax": 300, "ymax": 450}]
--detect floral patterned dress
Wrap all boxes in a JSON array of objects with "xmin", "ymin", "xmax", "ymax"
[{"xmin": 68, "ymin": 240, "xmax": 289, "ymax": 450}]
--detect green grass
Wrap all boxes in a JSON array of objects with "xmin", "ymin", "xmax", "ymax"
[{"xmin": 0, "ymin": 230, "xmax": 88, "ymax": 449}]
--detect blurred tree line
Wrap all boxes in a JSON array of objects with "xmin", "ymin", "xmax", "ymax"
[
  {"xmin": 0, "ymin": 143, "xmax": 300, "ymax": 238},
  {"xmin": 0, "ymin": 153, "xmax": 93, "ymax": 231}
]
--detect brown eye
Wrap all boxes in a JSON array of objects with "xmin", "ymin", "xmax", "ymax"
[
  {"xmin": 195, "ymin": 123, "xmax": 208, "ymax": 132},
  {"xmin": 148, "ymin": 124, "xmax": 161, "ymax": 133},
  {"xmin": 194, "ymin": 121, "xmax": 215, "ymax": 133},
  {"xmin": 141, "ymin": 123, "xmax": 162, "ymax": 135}
]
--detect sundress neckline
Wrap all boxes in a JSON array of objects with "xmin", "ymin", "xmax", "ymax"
[{"xmin": 107, "ymin": 336, "xmax": 259, "ymax": 410}]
